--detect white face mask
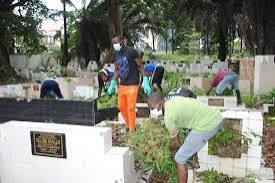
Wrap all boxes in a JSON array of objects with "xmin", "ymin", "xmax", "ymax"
[
  {"xmin": 113, "ymin": 43, "xmax": 122, "ymax": 51},
  {"xmin": 150, "ymin": 108, "xmax": 163, "ymax": 119}
]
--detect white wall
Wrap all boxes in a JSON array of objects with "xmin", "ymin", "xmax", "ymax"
[
  {"xmin": 254, "ymin": 55, "xmax": 275, "ymax": 93},
  {"xmin": 9, "ymin": 54, "xmax": 53, "ymax": 70}
]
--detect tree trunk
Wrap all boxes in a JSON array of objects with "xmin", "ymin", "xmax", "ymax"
[
  {"xmin": 152, "ymin": 30, "xmax": 155, "ymax": 52},
  {"xmin": 0, "ymin": 43, "xmax": 16, "ymax": 80},
  {"xmin": 63, "ymin": 1, "xmax": 69, "ymax": 66},
  {"xmin": 165, "ymin": 29, "xmax": 168, "ymax": 54},
  {"xmin": 206, "ymin": 32, "xmax": 210, "ymax": 55},
  {"xmin": 107, "ymin": 0, "xmax": 123, "ymax": 40},
  {"xmin": 171, "ymin": 28, "xmax": 175, "ymax": 54},
  {"xmin": 240, "ymin": 37, "xmax": 243, "ymax": 52},
  {"xmin": 218, "ymin": 27, "xmax": 227, "ymax": 61},
  {"xmin": 106, "ymin": 0, "xmax": 123, "ymax": 63}
]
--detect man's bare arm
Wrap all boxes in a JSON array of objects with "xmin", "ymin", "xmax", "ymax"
[
  {"xmin": 170, "ymin": 130, "xmax": 181, "ymax": 150},
  {"xmin": 135, "ymin": 56, "xmax": 146, "ymax": 77},
  {"xmin": 113, "ymin": 61, "xmax": 119, "ymax": 80},
  {"xmin": 206, "ymin": 84, "xmax": 214, "ymax": 95}
]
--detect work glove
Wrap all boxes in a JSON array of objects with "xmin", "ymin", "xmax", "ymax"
[
  {"xmin": 142, "ymin": 76, "xmax": 152, "ymax": 96},
  {"xmin": 107, "ymin": 80, "xmax": 117, "ymax": 96}
]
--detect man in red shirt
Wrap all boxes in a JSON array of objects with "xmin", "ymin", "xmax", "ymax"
[{"xmin": 207, "ymin": 70, "xmax": 241, "ymax": 104}]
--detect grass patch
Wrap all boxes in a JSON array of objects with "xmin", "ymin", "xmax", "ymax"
[
  {"xmin": 208, "ymin": 119, "xmax": 249, "ymax": 158},
  {"xmin": 264, "ymin": 116, "xmax": 275, "ymax": 125},
  {"xmin": 242, "ymin": 88, "xmax": 275, "ymax": 109},
  {"xmin": 97, "ymin": 95, "xmax": 117, "ymax": 109},
  {"xmin": 117, "ymin": 121, "xmax": 188, "ymax": 183},
  {"xmin": 111, "ymin": 121, "xmax": 248, "ymax": 182},
  {"xmin": 197, "ymin": 168, "xmax": 235, "ymax": 183}
]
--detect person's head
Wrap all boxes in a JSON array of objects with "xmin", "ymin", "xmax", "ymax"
[
  {"xmin": 147, "ymin": 92, "xmax": 164, "ymax": 111},
  {"xmin": 112, "ymin": 34, "xmax": 124, "ymax": 52}
]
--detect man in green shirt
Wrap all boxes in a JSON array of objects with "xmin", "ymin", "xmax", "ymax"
[{"xmin": 147, "ymin": 88, "xmax": 223, "ymax": 183}]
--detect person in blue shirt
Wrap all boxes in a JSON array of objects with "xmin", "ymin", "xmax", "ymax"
[
  {"xmin": 40, "ymin": 78, "xmax": 63, "ymax": 99},
  {"xmin": 98, "ymin": 68, "xmax": 114, "ymax": 96},
  {"xmin": 144, "ymin": 62, "xmax": 165, "ymax": 92}
]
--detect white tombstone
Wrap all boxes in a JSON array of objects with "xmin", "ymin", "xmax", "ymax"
[
  {"xmin": 99, "ymin": 50, "xmax": 108, "ymax": 64},
  {"xmin": 67, "ymin": 59, "xmax": 81, "ymax": 76},
  {"xmin": 52, "ymin": 65, "xmax": 62, "ymax": 76},
  {"xmin": 176, "ymin": 63, "xmax": 185, "ymax": 72},
  {"xmin": 87, "ymin": 60, "xmax": 98, "ymax": 72},
  {"xmin": 0, "ymin": 121, "xmax": 137, "ymax": 183},
  {"xmin": 201, "ymin": 60, "xmax": 213, "ymax": 66},
  {"xmin": 254, "ymin": 55, "xmax": 275, "ymax": 93},
  {"xmin": 14, "ymin": 68, "xmax": 30, "ymax": 79},
  {"xmin": 0, "ymin": 86, "xmax": 7, "ymax": 97},
  {"xmin": 73, "ymin": 85, "xmax": 95, "ymax": 100},
  {"xmin": 103, "ymin": 63, "xmax": 115, "ymax": 72},
  {"xmin": 197, "ymin": 96, "xmax": 237, "ymax": 108},
  {"xmin": 5, "ymin": 84, "xmax": 25, "ymax": 98},
  {"xmin": 190, "ymin": 63, "xmax": 201, "ymax": 74},
  {"xmin": 166, "ymin": 63, "xmax": 177, "ymax": 73}
]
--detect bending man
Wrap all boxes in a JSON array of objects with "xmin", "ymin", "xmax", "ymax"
[
  {"xmin": 207, "ymin": 70, "xmax": 241, "ymax": 104},
  {"xmin": 40, "ymin": 78, "xmax": 63, "ymax": 99},
  {"xmin": 147, "ymin": 89, "xmax": 223, "ymax": 183},
  {"xmin": 144, "ymin": 62, "xmax": 164, "ymax": 92}
]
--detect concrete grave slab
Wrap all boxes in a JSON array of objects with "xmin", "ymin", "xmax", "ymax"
[
  {"xmin": 197, "ymin": 109, "xmax": 264, "ymax": 178},
  {"xmin": 189, "ymin": 77, "xmax": 211, "ymax": 91},
  {"xmin": 254, "ymin": 55, "xmax": 275, "ymax": 93},
  {"xmin": 0, "ymin": 121, "xmax": 137, "ymax": 183},
  {"xmin": 197, "ymin": 96, "xmax": 237, "ymax": 108}
]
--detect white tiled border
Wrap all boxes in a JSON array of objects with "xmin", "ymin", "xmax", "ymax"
[{"xmin": 197, "ymin": 109, "xmax": 265, "ymax": 178}]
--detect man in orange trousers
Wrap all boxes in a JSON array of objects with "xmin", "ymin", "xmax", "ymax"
[{"xmin": 107, "ymin": 35, "xmax": 151, "ymax": 132}]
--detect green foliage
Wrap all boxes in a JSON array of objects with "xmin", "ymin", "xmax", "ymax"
[
  {"xmin": 163, "ymin": 72, "xmax": 186, "ymax": 95},
  {"xmin": 197, "ymin": 169, "xmax": 234, "ymax": 183},
  {"xmin": 118, "ymin": 121, "xmax": 178, "ymax": 182},
  {"xmin": 64, "ymin": 77, "xmax": 72, "ymax": 83},
  {"xmin": 193, "ymin": 87, "xmax": 206, "ymax": 96},
  {"xmin": 264, "ymin": 116, "xmax": 275, "ymax": 125},
  {"xmin": 208, "ymin": 119, "xmax": 249, "ymax": 158},
  {"xmin": 97, "ymin": 95, "xmax": 117, "ymax": 109},
  {"xmin": 116, "ymin": 121, "xmax": 240, "ymax": 182},
  {"xmin": 242, "ymin": 88, "xmax": 275, "ymax": 108},
  {"xmin": 223, "ymin": 87, "xmax": 234, "ymax": 96},
  {"xmin": 146, "ymin": 53, "xmax": 198, "ymax": 63},
  {"xmin": 0, "ymin": 0, "xmax": 49, "ymax": 55}
]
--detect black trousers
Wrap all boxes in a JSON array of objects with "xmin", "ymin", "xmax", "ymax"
[{"xmin": 152, "ymin": 66, "xmax": 164, "ymax": 91}]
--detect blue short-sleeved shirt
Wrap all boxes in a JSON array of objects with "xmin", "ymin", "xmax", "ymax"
[
  {"xmin": 105, "ymin": 68, "xmax": 114, "ymax": 79},
  {"xmin": 144, "ymin": 63, "xmax": 157, "ymax": 74}
]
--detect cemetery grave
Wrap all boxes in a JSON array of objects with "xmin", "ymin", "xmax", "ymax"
[
  {"xmin": 3, "ymin": 0, "xmax": 275, "ymax": 181},
  {"xmin": 1, "ymin": 56, "xmax": 275, "ymax": 183},
  {"xmin": 0, "ymin": 55, "xmax": 274, "ymax": 182}
]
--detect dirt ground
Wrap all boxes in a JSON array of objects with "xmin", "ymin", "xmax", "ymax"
[{"xmin": 262, "ymin": 123, "xmax": 275, "ymax": 173}]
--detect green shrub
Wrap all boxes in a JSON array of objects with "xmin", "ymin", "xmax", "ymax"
[
  {"xmin": 208, "ymin": 119, "xmax": 249, "ymax": 158},
  {"xmin": 197, "ymin": 168, "xmax": 234, "ymax": 183},
  {"xmin": 118, "ymin": 121, "xmax": 184, "ymax": 183},
  {"xmin": 242, "ymin": 88, "xmax": 275, "ymax": 109},
  {"xmin": 163, "ymin": 72, "xmax": 187, "ymax": 95},
  {"xmin": 97, "ymin": 95, "xmax": 117, "ymax": 109}
]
